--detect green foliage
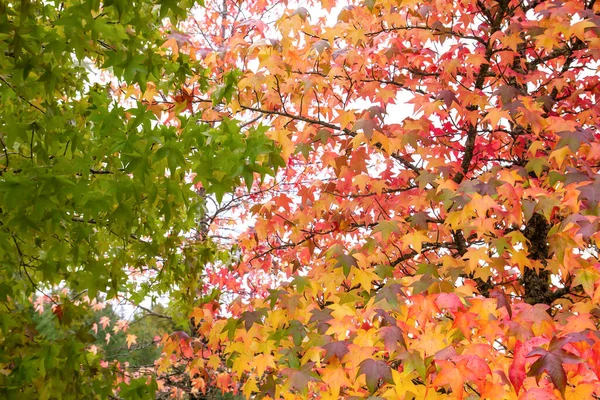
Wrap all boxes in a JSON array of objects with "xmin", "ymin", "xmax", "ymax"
[
  {"xmin": 0, "ymin": 0, "xmax": 282, "ymax": 398},
  {"xmin": 101, "ymin": 305, "xmax": 174, "ymax": 367}
]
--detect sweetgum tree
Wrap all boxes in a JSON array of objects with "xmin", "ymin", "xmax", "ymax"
[
  {"xmin": 152, "ymin": 0, "xmax": 600, "ymax": 398},
  {"xmin": 0, "ymin": 0, "xmax": 282, "ymax": 398}
]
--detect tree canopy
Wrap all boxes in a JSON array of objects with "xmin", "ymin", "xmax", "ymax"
[
  {"xmin": 0, "ymin": 0, "xmax": 280, "ymax": 398},
  {"xmin": 4, "ymin": 0, "xmax": 600, "ymax": 399}
]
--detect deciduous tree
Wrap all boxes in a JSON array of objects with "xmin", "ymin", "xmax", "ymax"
[
  {"xmin": 156, "ymin": 0, "xmax": 600, "ymax": 398},
  {"xmin": 0, "ymin": 0, "xmax": 281, "ymax": 398}
]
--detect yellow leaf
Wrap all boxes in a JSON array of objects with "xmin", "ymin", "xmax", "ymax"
[
  {"xmin": 269, "ymin": 129, "xmax": 294, "ymax": 160},
  {"xmin": 267, "ymin": 309, "xmax": 288, "ymax": 329},
  {"xmin": 501, "ymin": 32, "xmax": 525, "ymax": 52},
  {"xmin": 242, "ymin": 378, "xmax": 259, "ymax": 398},
  {"xmin": 483, "ymin": 108, "xmax": 509, "ymax": 128},
  {"xmin": 253, "ymin": 353, "xmax": 275, "ymax": 376},
  {"xmin": 402, "ymin": 230, "xmax": 429, "ymax": 253},
  {"xmin": 510, "ymin": 248, "xmax": 532, "ymax": 273},
  {"xmin": 232, "ymin": 353, "xmax": 252, "ymax": 376},
  {"xmin": 207, "ymin": 355, "xmax": 221, "ymax": 369},
  {"xmin": 335, "ymin": 109, "xmax": 357, "ymax": 130},
  {"xmin": 474, "ymin": 265, "xmax": 493, "ymax": 281},
  {"xmin": 535, "ymin": 32, "xmax": 560, "ymax": 50},
  {"xmin": 352, "ymin": 267, "xmax": 379, "ymax": 292},
  {"xmin": 124, "ymin": 85, "xmax": 139, "ymax": 99},
  {"xmin": 528, "ymin": 140, "xmax": 545, "ymax": 156},
  {"xmin": 376, "ymin": 85, "xmax": 397, "ymax": 104},
  {"xmin": 463, "ymin": 247, "xmax": 489, "ymax": 274},
  {"xmin": 190, "ymin": 307, "xmax": 204, "ymax": 325},
  {"xmin": 445, "ymin": 211, "xmax": 463, "ymax": 230},
  {"xmin": 320, "ymin": 359, "xmax": 348, "ymax": 399},
  {"xmin": 569, "ymin": 20, "xmax": 596, "ymax": 41},
  {"xmin": 126, "ymin": 334, "xmax": 137, "ymax": 349},
  {"xmin": 436, "ymin": 179, "xmax": 459, "ymax": 193},
  {"xmin": 565, "ymin": 383, "xmax": 595, "ymax": 400},
  {"xmin": 413, "ymin": 323, "xmax": 448, "ymax": 356},
  {"xmin": 384, "ymin": 369, "xmax": 429, "ymax": 399},
  {"xmin": 549, "ymin": 146, "xmax": 571, "ymax": 168},
  {"xmin": 347, "ymin": 28, "xmax": 366, "ymax": 46},
  {"xmin": 371, "ymin": 131, "xmax": 391, "ymax": 154}
]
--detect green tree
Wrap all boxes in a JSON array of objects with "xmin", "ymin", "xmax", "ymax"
[{"xmin": 0, "ymin": 0, "xmax": 282, "ymax": 398}]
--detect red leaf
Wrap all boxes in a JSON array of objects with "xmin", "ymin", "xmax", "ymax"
[
  {"xmin": 282, "ymin": 362, "xmax": 321, "ymax": 395},
  {"xmin": 357, "ymin": 359, "xmax": 392, "ymax": 393},
  {"xmin": 509, "ymin": 337, "xmax": 548, "ymax": 393},
  {"xmin": 322, "ymin": 340, "xmax": 349, "ymax": 361},
  {"xmin": 379, "ymin": 325, "xmax": 406, "ymax": 353},
  {"xmin": 509, "ymin": 341, "xmax": 526, "ymax": 394},
  {"xmin": 435, "ymin": 293, "xmax": 463, "ymax": 312},
  {"xmin": 490, "ymin": 288, "xmax": 512, "ymax": 319},
  {"xmin": 526, "ymin": 336, "xmax": 585, "ymax": 396}
]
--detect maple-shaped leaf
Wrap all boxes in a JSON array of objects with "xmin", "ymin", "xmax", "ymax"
[
  {"xmin": 322, "ymin": 340, "xmax": 350, "ymax": 361},
  {"xmin": 399, "ymin": 350, "xmax": 427, "ymax": 379},
  {"xmin": 563, "ymin": 167, "xmax": 591, "ymax": 185},
  {"xmin": 525, "ymin": 157, "xmax": 550, "ymax": 178},
  {"xmin": 239, "ymin": 308, "xmax": 267, "ymax": 330},
  {"xmin": 311, "ymin": 39, "xmax": 330, "ymax": 55},
  {"xmin": 353, "ymin": 118, "xmax": 377, "ymax": 140},
  {"xmin": 309, "ymin": 308, "xmax": 333, "ymax": 334},
  {"xmin": 126, "ymin": 334, "xmax": 137, "ymax": 349},
  {"xmin": 367, "ymin": 105, "xmax": 386, "ymax": 121},
  {"xmin": 357, "ymin": 359, "xmax": 393, "ymax": 393},
  {"xmin": 379, "ymin": 325, "xmax": 407, "ymax": 353},
  {"xmin": 408, "ymin": 212, "xmax": 430, "ymax": 230},
  {"xmin": 572, "ymin": 268, "xmax": 600, "ymax": 297},
  {"xmin": 494, "ymin": 84, "xmax": 520, "ymax": 105},
  {"xmin": 282, "ymin": 362, "xmax": 321, "ymax": 395},
  {"xmin": 374, "ymin": 283, "xmax": 406, "ymax": 308},
  {"xmin": 335, "ymin": 253, "xmax": 359, "ymax": 277},
  {"xmin": 374, "ymin": 308, "xmax": 396, "ymax": 325},
  {"xmin": 555, "ymin": 129, "xmax": 594, "ymax": 152},
  {"xmin": 315, "ymin": 128, "xmax": 332, "ymax": 144},
  {"xmin": 577, "ymin": 180, "xmax": 600, "ymax": 206},
  {"xmin": 266, "ymin": 289, "xmax": 288, "ymax": 308},
  {"xmin": 372, "ymin": 220, "xmax": 401, "ymax": 241},
  {"xmin": 222, "ymin": 317, "xmax": 242, "ymax": 340},
  {"xmin": 99, "ymin": 316, "xmax": 111, "ymax": 330},
  {"xmin": 489, "ymin": 288, "xmax": 512, "ymax": 319},
  {"xmin": 526, "ymin": 336, "xmax": 586, "ymax": 396},
  {"xmin": 436, "ymin": 90, "xmax": 458, "ymax": 108}
]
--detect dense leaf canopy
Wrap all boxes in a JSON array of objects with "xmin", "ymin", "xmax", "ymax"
[
  {"xmin": 158, "ymin": 0, "xmax": 600, "ymax": 399},
  {"xmin": 0, "ymin": 0, "xmax": 280, "ymax": 398},
  {"xmin": 4, "ymin": 0, "xmax": 600, "ymax": 399}
]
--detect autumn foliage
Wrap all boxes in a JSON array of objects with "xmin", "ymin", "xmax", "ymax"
[
  {"xmin": 153, "ymin": 0, "xmax": 600, "ymax": 398},
  {"xmin": 4, "ymin": 0, "xmax": 600, "ymax": 399}
]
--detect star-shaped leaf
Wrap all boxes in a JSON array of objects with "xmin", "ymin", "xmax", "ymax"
[{"xmin": 357, "ymin": 359, "xmax": 392, "ymax": 393}]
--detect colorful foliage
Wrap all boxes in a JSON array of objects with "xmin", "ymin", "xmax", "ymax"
[
  {"xmin": 5, "ymin": 0, "xmax": 600, "ymax": 399},
  {"xmin": 157, "ymin": 0, "xmax": 600, "ymax": 398}
]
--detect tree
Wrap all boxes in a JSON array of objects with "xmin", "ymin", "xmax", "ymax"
[
  {"xmin": 152, "ymin": 0, "xmax": 600, "ymax": 398},
  {"xmin": 0, "ymin": 0, "xmax": 282, "ymax": 398}
]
